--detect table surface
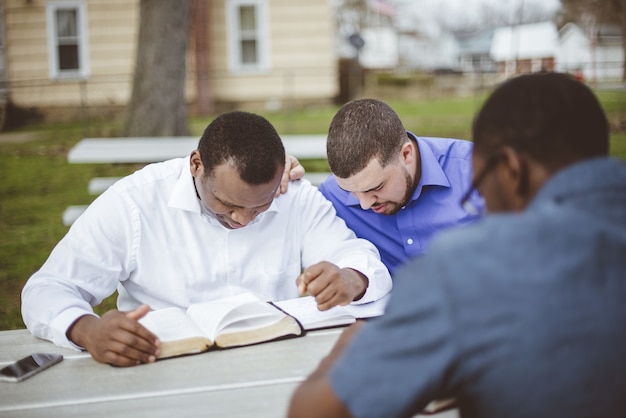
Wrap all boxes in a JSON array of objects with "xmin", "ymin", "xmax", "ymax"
[
  {"xmin": 0, "ymin": 328, "xmax": 341, "ymax": 417},
  {"xmin": 1, "ymin": 329, "xmax": 460, "ymax": 418}
]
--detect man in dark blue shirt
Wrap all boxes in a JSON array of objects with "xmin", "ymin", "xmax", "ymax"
[
  {"xmin": 289, "ymin": 72, "xmax": 626, "ymax": 418},
  {"xmin": 318, "ymin": 99, "xmax": 483, "ymax": 275}
]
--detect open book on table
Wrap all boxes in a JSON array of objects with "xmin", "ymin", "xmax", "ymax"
[
  {"xmin": 138, "ymin": 292, "xmax": 304, "ymax": 359},
  {"xmin": 273, "ymin": 293, "xmax": 390, "ymax": 331}
]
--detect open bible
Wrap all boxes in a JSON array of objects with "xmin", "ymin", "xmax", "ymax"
[{"xmin": 138, "ymin": 293, "xmax": 304, "ymax": 359}]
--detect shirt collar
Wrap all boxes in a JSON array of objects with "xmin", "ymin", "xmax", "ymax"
[
  {"xmin": 168, "ymin": 157, "xmax": 201, "ymax": 214},
  {"xmin": 167, "ymin": 157, "xmax": 279, "ymax": 224},
  {"xmin": 409, "ymin": 132, "xmax": 451, "ymax": 202},
  {"xmin": 529, "ymin": 157, "xmax": 626, "ymax": 209}
]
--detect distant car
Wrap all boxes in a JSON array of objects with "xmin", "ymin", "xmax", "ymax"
[{"xmin": 432, "ymin": 68, "xmax": 464, "ymax": 75}]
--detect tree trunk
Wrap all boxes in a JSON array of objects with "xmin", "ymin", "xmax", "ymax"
[
  {"xmin": 124, "ymin": 0, "xmax": 191, "ymax": 137},
  {"xmin": 192, "ymin": 0, "xmax": 214, "ymax": 115}
]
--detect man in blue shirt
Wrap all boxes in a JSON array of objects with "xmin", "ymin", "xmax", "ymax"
[
  {"xmin": 289, "ymin": 73, "xmax": 626, "ymax": 417},
  {"xmin": 318, "ymin": 98, "xmax": 483, "ymax": 275}
]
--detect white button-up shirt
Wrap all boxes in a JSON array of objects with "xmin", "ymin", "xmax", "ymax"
[{"xmin": 22, "ymin": 157, "xmax": 392, "ymax": 349}]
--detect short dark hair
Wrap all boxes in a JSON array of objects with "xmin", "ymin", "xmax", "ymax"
[
  {"xmin": 472, "ymin": 72, "xmax": 609, "ymax": 170},
  {"xmin": 327, "ymin": 98, "xmax": 408, "ymax": 178},
  {"xmin": 198, "ymin": 111, "xmax": 285, "ymax": 184}
]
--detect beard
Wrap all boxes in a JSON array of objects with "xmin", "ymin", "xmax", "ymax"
[{"xmin": 374, "ymin": 166, "xmax": 415, "ymax": 215}]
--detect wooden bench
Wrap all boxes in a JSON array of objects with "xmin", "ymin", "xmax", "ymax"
[{"xmin": 63, "ymin": 135, "xmax": 330, "ymax": 226}]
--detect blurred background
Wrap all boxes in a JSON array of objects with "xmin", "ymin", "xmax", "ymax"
[{"xmin": 1, "ymin": 0, "xmax": 625, "ymax": 330}]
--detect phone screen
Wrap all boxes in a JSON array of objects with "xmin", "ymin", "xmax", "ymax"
[{"xmin": 0, "ymin": 353, "xmax": 63, "ymax": 383}]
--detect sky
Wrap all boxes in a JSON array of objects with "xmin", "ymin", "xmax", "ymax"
[{"xmin": 392, "ymin": 0, "xmax": 562, "ymax": 31}]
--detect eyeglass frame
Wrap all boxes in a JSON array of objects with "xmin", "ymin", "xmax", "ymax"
[{"xmin": 459, "ymin": 153, "xmax": 502, "ymax": 215}]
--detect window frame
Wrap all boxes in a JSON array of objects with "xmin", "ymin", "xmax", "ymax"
[
  {"xmin": 226, "ymin": 0, "xmax": 270, "ymax": 73},
  {"xmin": 46, "ymin": 1, "xmax": 90, "ymax": 80}
]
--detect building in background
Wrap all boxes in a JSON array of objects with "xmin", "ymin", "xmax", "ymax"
[
  {"xmin": 490, "ymin": 21, "xmax": 559, "ymax": 77},
  {"xmin": 397, "ymin": 24, "xmax": 459, "ymax": 72},
  {"xmin": 1, "ymin": 0, "xmax": 338, "ymax": 122},
  {"xmin": 557, "ymin": 22, "xmax": 592, "ymax": 78},
  {"xmin": 359, "ymin": 26, "xmax": 398, "ymax": 70},
  {"xmin": 558, "ymin": 22, "xmax": 624, "ymax": 83},
  {"xmin": 592, "ymin": 24, "xmax": 624, "ymax": 81},
  {"xmin": 456, "ymin": 28, "xmax": 496, "ymax": 74}
]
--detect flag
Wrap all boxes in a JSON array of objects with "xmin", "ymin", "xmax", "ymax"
[{"xmin": 368, "ymin": 0, "xmax": 394, "ymax": 17}]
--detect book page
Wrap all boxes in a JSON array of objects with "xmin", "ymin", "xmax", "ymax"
[
  {"xmin": 274, "ymin": 296, "xmax": 356, "ymax": 330},
  {"xmin": 186, "ymin": 293, "xmax": 285, "ymax": 339},
  {"xmin": 275, "ymin": 294, "xmax": 390, "ymax": 330},
  {"xmin": 342, "ymin": 293, "xmax": 390, "ymax": 318},
  {"xmin": 139, "ymin": 307, "xmax": 206, "ymax": 342}
]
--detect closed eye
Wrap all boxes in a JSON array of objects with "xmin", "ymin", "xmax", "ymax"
[{"xmin": 364, "ymin": 183, "xmax": 384, "ymax": 193}]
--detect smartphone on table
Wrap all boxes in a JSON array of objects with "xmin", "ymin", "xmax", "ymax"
[{"xmin": 0, "ymin": 353, "xmax": 63, "ymax": 383}]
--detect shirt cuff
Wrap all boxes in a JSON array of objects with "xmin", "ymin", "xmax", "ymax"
[
  {"xmin": 50, "ymin": 307, "xmax": 98, "ymax": 351},
  {"xmin": 338, "ymin": 264, "xmax": 392, "ymax": 305}
]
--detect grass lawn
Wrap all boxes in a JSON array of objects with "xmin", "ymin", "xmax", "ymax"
[{"xmin": 1, "ymin": 89, "xmax": 625, "ymax": 330}]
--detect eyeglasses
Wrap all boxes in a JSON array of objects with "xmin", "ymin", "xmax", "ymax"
[{"xmin": 459, "ymin": 153, "xmax": 501, "ymax": 215}]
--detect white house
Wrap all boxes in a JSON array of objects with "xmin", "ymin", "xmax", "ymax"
[
  {"xmin": 557, "ymin": 22, "xmax": 624, "ymax": 81},
  {"xmin": 1, "ymin": 0, "xmax": 339, "ymax": 120},
  {"xmin": 490, "ymin": 21, "xmax": 559, "ymax": 76},
  {"xmin": 593, "ymin": 25, "xmax": 624, "ymax": 80},
  {"xmin": 397, "ymin": 23, "xmax": 460, "ymax": 71},
  {"xmin": 359, "ymin": 27, "xmax": 399, "ymax": 69},
  {"xmin": 456, "ymin": 28, "xmax": 497, "ymax": 73},
  {"xmin": 556, "ymin": 22, "xmax": 592, "ymax": 78}
]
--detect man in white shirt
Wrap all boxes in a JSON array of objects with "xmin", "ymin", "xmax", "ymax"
[{"xmin": 22, "ymin": 111, "xmax": 392, "ymax": 367}]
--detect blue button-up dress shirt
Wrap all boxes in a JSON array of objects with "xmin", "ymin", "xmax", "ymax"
[{"xmin": 319, "ymin": 133, "xmax": 483, "ymax": 275}]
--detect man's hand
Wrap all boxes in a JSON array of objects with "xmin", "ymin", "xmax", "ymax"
[
  {"xmin": 67, "ymin": 305, "xmax": 160, "ymax": 367},
  {"xmin": 277, "ymin": 154, "xmax": 306, "ymax": 196},
  {"xmin": 297, "ymin": 262, "xmax": 368, "ymax": 310}
]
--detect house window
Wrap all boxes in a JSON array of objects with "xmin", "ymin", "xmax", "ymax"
[
  {"xmin": 226, "ymin": 0, "xmax": 269, "ymax": 72},
  {"xmin": 46, "ymin": 1, "xmax": 90, "ymax": 79}
]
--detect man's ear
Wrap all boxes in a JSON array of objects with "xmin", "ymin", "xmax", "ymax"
[
  {"xmin": 190, "ymin": 150, "xmax": 203, "ymax": 176},
  {"xmin": 400, "ymin": 140, "xmax": 416, "ymax": 165},
  {"xmin": 500, "ymin": 146, "xmax": 531, "ymax": 207}
]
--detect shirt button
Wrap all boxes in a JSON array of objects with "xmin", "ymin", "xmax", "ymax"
[
  {"xmin": 407, "ymin": 238, "xmax": 413, "ymax": 245},
  {"xmin": 230, "ymin": 267, "xmax": 237, "ymax": 273}
]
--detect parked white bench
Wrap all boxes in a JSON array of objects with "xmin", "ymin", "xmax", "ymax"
[{"xmin": 64, "ymin": 135, "xmax": 330, "ymax": 226}]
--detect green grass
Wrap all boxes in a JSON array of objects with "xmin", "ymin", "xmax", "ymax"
[{"xmin": 1, "ymin": 89, "xmax": 625, "ymax": 330}]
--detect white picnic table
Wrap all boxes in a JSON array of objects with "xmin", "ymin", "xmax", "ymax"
[
  {"xmin": 0, "ymin": 328, "xmax": 340, "ymax": 417},
  {"xmin": 67, "ymin": 135, "xmax": 329, "ymax": 163},
  {"xmin": 0, "ymin": 328, "xmax": 459, "ymax": 418}
]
